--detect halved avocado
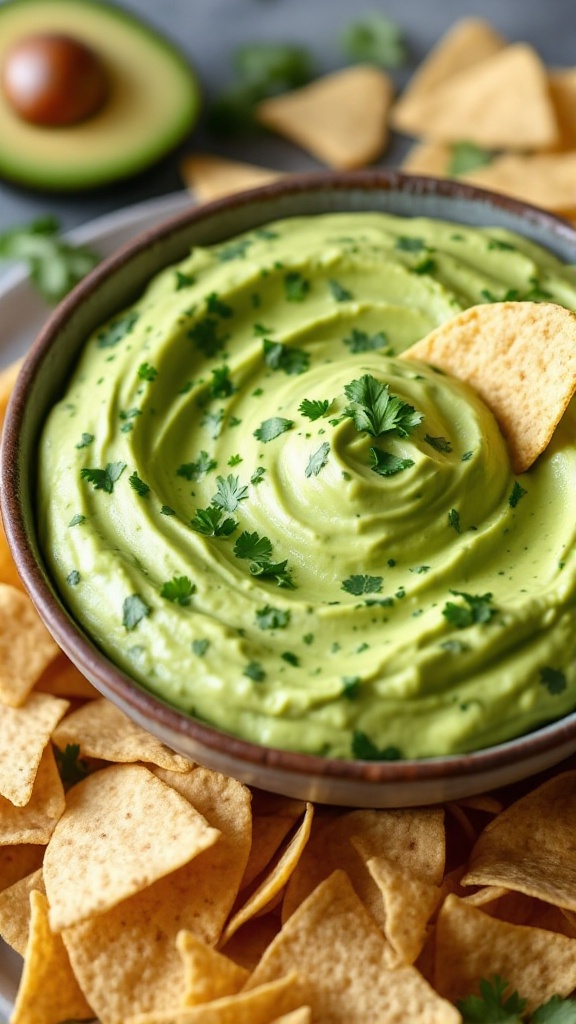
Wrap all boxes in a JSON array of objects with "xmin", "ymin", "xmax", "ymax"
[{"xmin": 0, "ymin": 0, "xmax": 201, "ymax": 190}]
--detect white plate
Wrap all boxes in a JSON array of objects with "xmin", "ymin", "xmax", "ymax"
[{"xmin": 0, "ymin": 189, "xmax": 193, "ymax": 1024}]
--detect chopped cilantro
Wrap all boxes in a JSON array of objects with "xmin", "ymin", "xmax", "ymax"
[
  {"xmin": 138, "ymin": 362, "xmax": 157, "ymax": 381},
  {"xmin": 440, "ymin": 639, "xmax": 470, "ymax": 654},
  {"xmin": 299, "ymin": 398, "xmax": 331, "ymax": 420},
  {"xmin": 305, "ymin": 441, "xmax": 330, "ymax": 478},
  {"xmin": 448, "ymin": 508, "xmax": 461, "ymax": 534},
  {"xmin": 122, "ymin": 594, "xmax": 150, "ymax": 631},
  {"xmin": 80, "ymin": 461, "xmax": 126, "ymax": 494},
  {"xmin": 342, "ymin": 676, "xmax": 360, "ymax": 699},
  {"xmin": 255, "ymin": 605, "xmax": 291, "ymax": 630},
  {"xmin": 160, "ymin": 575, "xmax": 196, "ymax": 606},
  {"xmin": 53, "ymin": 743, "xmax": 90, "ymax": 788},
  {"xmin": 75, "ymin": 432, "xmax": 94, "ymax": 449},
  {"xmin": 344, "ymin": 374, "xmax": 423, "ymax": 438},
  {"xmin": 263, "ymin": 338, "xmax": 310, "ymax": 375},
  {"xmin": 410, "ymin": 565, "xmax": 430, "ymax": 574},
  {"xmin": 369, "ymin": 447, "xmax": 414, "ymax": 476},
  {"xmin": 217, "ymin": 238, "xmax": 253, "ymax": 261},
  {"xmin": 509, "ymin": 481, "xmax": 528, "ymax": 508},
  {"xmin": 209, "ymin": 365, "xmax": 235, "ymax": 398},
  {"xmin": 395, "ymin": 236, "xmax": 425, "ymax": 253},
  {"xmin": 254, "ymin": 417, "xmax": 293, "ymax": 443},
  {"xmin": 251, "ymin": 466, "xmax": 266, "ymax": 485},
  {"xmin": 66, "ymin": 570, "xmax": 80, "ymax": 586},
  {"xmin": 177, "ymin": 451, "xmax": 217, "ymax": 481},
  {"xmin": 201, "ymin": 408, "xmax": 224, "ymax": 439},
  {"xmin": 448, "ymin": 140, "xmax": 493, "ymax": 177},
  {"xmin": 412, "ymin": 256, "xmax": 437, "ymax": 275},
  {"xmin": 284, "ymin": 271, "xmax": 310, "ymax": 302},
  {"xmin": 244, "ymin": 661, "xmax": 266, "ymax": 681},
  {"xmin": 462, "ymin": 450, "xmax": 473, "ymax": 461},
  {"xmin": 442, "ymin": 591, "xmax": 495, "ymax": 629},
  {"xmin": 234, "ymin": 531, "xmax": 273, "ymax": 563},
  {"xmin": 457, "ymin": 975, "xmax": 525, "ymax": 1023},
  {"xmin": 119, "ymin": 407, "xmax": 141, "ymax": 422},
  {"xmin": 253, "ymin": 322, "xmax": 273, "ymax": 336},
  {"xmin": 343, "ymin": 328, "xmax": 389, "ymax": 353},
  {"xmin": 303, "ymin": 633, "xmax": 314, "ymax": 645},
  {"xmin": 328, "ymin": 279, "xmax": 353, "ymax": 302},
  {"xmin": 192, "ymin": 638, "xmax": 210, "ymax": 657},
  {"xmin": 97, "ymin": 311, "xmax": 138, "ymax": 348},
  {"xmin": 206, "ymin": 291, "xmax": 233, "ymax": 318},
  {"xmin": 175, "ymin": 270, "xmax": 195, "ymax": 290},
  {"xmin": 540, "ymin": 666, "xmax": 567, "ymax": 695},
  {"xmin": 68, "ymin": 513, "xmax": 86, "ymax": 527},
  {"xmin": 341, "ymin": 13, "xmax": 407, "ymax": 68},
  {"xmin": 228, "ymin": 454, "xmax": 242, "ymax": 466},
  {"xmin": 342, "ymin": 574, "xmax": 383, "ymax": 596},
  {"xmin": 129, "ymin": 471, "xmax": 150, "ymax": 497},
  {"xmin": 160, "ymin": 505, "xmax": 176, "ymax": 516},
  {"xmin": 188, "ymin": 317, "xmax": 226, "ymax": 357},
  {"xmin": 211, "ymin": 474, "xmax": 249, "ymax": 512},
  {"xmin": 190, "ymin": 506, "xmax": 237, "ymax": 537},
  {"xmin": 281, "ymin": 651, "xmax": 299, "ymax": 666},
  {"xmin": 352, "ymin": 731, "xmax": 402, "ymax": 760},
  {"xmin": 424, "ymin": 434, "xmax": 452, "ymax": 453}
]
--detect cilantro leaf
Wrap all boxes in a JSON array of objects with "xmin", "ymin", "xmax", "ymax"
[
  {"xmin": 352, "ymin": 731, "xmax": 402, "ymax": 761},
  {"xmin": 343, "ymin": 328, "xmax": 389, "ymax": 353},
  {"xmin": 284, "ymin": 271, "xmax": 310, "ymax": 302},
  {"xmin": 66, "ymin": 570, "xmax": 80, "ymax": 586},
  {"xmin": 211, "ymin": 474, "xmax": 249, "ymax": 512},
  {"xmin": 344, "ymin": 374, "xmax": 423, "ymax": 438},
  {"xmin": 254, "ymin": 417, "xmax": 294, "ymax": 442},
  {"xmin": 263, "ymin": 339, "xmax": 310, "ymax": 375},
  {"xmin": 0, "ymin": 215, "xmax": 99, "ymax": 304},
  {"xmin": 299, "ymin": 398, "xmax": 331, "ymax": 420},
  {"xmin": 341, "ymin": 14, "xmax": 407, "ymax": 68},
  {"xmin": 448, "ymin": 508, "xmax": 462, "ymax": 534},
  {"xmin": 68, "ymin": 514, "xmax": 86, "ymax": 527},
  {"xmin": 75, "ymin": 433, "xmax": 94, "ymax": 449},
  {"xmin": 206, "ymin": 291, "xmax": 233, "ymax": 318},
  {"xmin": 177, "ymin": 451, "xmax": 217, "ymax": 481},
  {"xmin": 190, "ymin": 506, "xmax": 237, "ymax": 537},
  {"xmin": 234, "ymin": 531, "xmax": 273, "ymax": 563},
  {"xmin": 209, "ymin": 365, "xmax": 235, "ymax": 398},
  {"xmin": 532, "ymin": 995, "xmax": 576, "ymax": 1023},
  {"xmin": 97, "ymin": 312, "xmax": 138, "ymax": 349},
  {"xmin": 192, "ymin": 639, "xmax": 210, "ymax": 657},
  {"xmin": 138, "ymin": 362, "xmax": 157, "ymax": 381},
  {"xmin": 424, "ymin": 434, "xmax": 453, "ymax": 453},
  {"xmin": 395, "ymin": 236, "xmax": 426, "ymax": 253},
  {"xmin": 129, "ymin": 471, "xmax": 150, "ymax": 497},
  {"xmin": 442, "ymin": 591, "xmax": 496, "ymax": 629},
  {"xmin": 244, "ymin": 661, "xmax": 266, "ymax": 681},
  {"xmin": 509, "ymin": 481, "xmax": 528, "ymax": 508},
  {"xmin": 80, "ymin": 461, "xmax": 126, "ymax": 494},
  {"xmin": 188, "ymin": 317, "xmax": 226, "ymax": 357},
  {"xmin": 122, "ymin": 594, "xmax": 150, "ymax": 631},
  {"xmin": 457, "ymin": 976, "xmax": 526, "ymax": 1023},
  {"xmin": 250, "ymin": 559, "xmax": 295, "ymax": 588},
  {"xmin": 255, "ymin": 605, "xmax": 291, "ymax": 630},
  {"xmin": 540, "ymin": 666, "xmax": 567, "ymax": 696},
  {"xmin": 448, "ymin": 140, "xmax": 493, "ymax": 177},
  {"xmin": 251, "ymin": 466, "xmax": 266, "ymax": 485},
  {"xmin": 342, "ymin": 574, "xmax": 383, "ymax": 596},
  {"xmin": 328, "ymin": 279, "xmax": 353, "ymax": 302},
  {"xmin": 305, "ymin": 442, "xmax": 330, "ymax": 478},
  {"xmin": 369, "ymin": 447, "xmax": 414, "ymax": 476},
  {"xmin": 53, "ymin": 743, "xmax": 90, "ymax": 788},
  {"xmin": 234, "ymin": 42, "xmax": 312, "ymax": 90},
  {"xmin": 160, "ymin": 575, "xmax": 196, "ymax": 606}
]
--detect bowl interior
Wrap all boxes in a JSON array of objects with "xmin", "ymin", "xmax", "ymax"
[{"xmin": 4, "ymin": 170, "xmax": 576, "ymax": 806}]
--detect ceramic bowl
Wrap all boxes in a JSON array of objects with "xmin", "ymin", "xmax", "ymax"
[{"xmin": 3, "ymin": 170, "xmax": 576, "ymax": 808}]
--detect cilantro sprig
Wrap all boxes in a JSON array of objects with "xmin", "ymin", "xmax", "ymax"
[
  {"xmin": 234, "ymin": 531, "xmax": 294, "ymax": 588},
  {"xmin": 343, "ymin": 374, "xmax": 423, "ymax": 438},
  {"xmin": 0, "ymin": 215, "xmax": 99, "ymax": 304},
  {"xmin": 80, "ymin": 462, "xmax": 126, "ymax": 494},
  {"xmin": 442, "ymin": 591, "xmax": 496, "ymax": 629},
  {"xmin": 457, "ymin": 975, "xmax": 576, "ymax": 1023}
]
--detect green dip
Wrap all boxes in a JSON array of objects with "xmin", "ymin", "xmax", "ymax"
[{"xmin": 38, "ymin": 212, "xmax": 576, "ymax": 760}]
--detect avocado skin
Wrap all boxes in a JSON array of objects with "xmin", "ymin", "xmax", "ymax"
[{"xmin": 0, "ymin": 0, "xmax": 202, "ymax": 191}]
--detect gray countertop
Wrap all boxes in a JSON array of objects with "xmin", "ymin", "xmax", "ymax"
[{"xmin": 0, "ymin": 0, "xmax": 574, "ymax": 237}]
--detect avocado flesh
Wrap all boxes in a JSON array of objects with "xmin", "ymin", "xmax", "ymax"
[{"xmin": 0, "ymin": 0, "xmax": 201, "ymax": 190}]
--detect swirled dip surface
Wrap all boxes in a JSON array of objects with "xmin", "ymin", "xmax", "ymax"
[{"xmin": 38, "ymin": 213, "xmax": 576, "ymax": 759}]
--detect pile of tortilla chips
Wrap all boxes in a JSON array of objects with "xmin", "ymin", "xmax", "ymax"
[
  {"xmin": 2, "ymin": 349, "xmax": 576, "ymax": 1024},
  {"xmin": 181, "ymin": 16, "xmax": 576, "ymax": 224}
]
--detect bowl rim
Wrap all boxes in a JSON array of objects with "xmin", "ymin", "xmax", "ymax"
[{"xmin": 3, "ymin": 167, "xmax": 576, "ymax": 789}]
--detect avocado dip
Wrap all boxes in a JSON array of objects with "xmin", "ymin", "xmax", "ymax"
[{"xmin": 37, "ymin": 212, "xmax": 576, "ymax": 760}]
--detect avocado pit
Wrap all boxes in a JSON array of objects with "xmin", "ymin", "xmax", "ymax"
[{"xmin": 1, "ymin": 32, "xmax": 108, "ymax": 126}]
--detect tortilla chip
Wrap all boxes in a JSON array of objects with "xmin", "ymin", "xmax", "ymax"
[
  {"xmin": 462, "ymin": 150, "xmax": 576, "ymax": 210},
  {"xmin": 241, "ymin": 793, "xmax": 307, "ymax": 891},
  {"xmin": 44, "ymin": 763, "xmax": 221, "ymax": 931},
  {"xmin": 434, "ymin": 893, "xmax": 576, "ymax": 1011},
  {"xmin": 549, "ymin": 68, "xmax": 576, "ymax": 150},
  {"xmin": 392, "ymin": 43, "xmax": 559, "ymax": 150},
  {"xmin": 52, "ymin": 697, "xmax": 193, "ymax": 772},
  {"xmin": 124, "ymin": 974, "xmax": 303, "ymax": 1024},
  {"xmin": 0, "ymin": 843, "xmax": 44, "ymax": 894},
  {"xmin": 0, "ymin": 692, "xmax": 68, "ymax": 806},
  {"xmin": 221, "ymin": 803, "xmax": 313, "ymax": 945},
  {"xmin": 463, "ymin": 886, "xmax": 576, "ymax": 938},
  {"xmin": 457, "ymin": 794, "xmax": 503, "ymax": 815},
  {"xmin": 462, "ymin": 769, "xmax": 576, "ymax": 910},
  {"xmin": 282, "ymin": 807, "xmax": 444, "ymax": 929},
  {"xmin": 0, "ymin": 867, "xmax": 45, "ymax": 956},
  {"xmin": 248, "ymin": 870, "xmax": 460, "ymax": 1024},
  {"xmin": 270, "ymin": 1011, "xmax": 311, "ymax": 1024},
  {"xmin": 402, "ymin": 141, "xmax": 452, "ymax": 177},
  {"xmin": 359, "ymin": 850, "xmax": 441, "ymax": 965},
  {"xmin": 63, "ymin": 766, "xmax": 252, "ymax": 1024},
  {"xmin": 0, "ymin": 583, "xmax": 60, "ymax": 706},
  {"xmin": 180, "ymin": 154, "xmax": 283, "ymax": 203},
  {"xmin": 176, "ymin": 930, "xmax": 249, "ymax": 1006},
  {"xmin": 257, "ymin": 65, "xmax": 394, "ymax": 170},
  {"xmin": 403, "ymin": 300, "xmax": 576, "ymax": 473},
  {"xmin": 35, "ymin": 652, "xmax": 100, "ymax": 699},
  {"xmin": 392, "ymin": 17, "xmax": 506, "ymax": 132},
  {"xmin": 0, "ymin": 744, "xmax": 64, "ymax": 845},
  {"xmin": 11, "ymin": 889, "xmax": 93, "ymax": 1024}
]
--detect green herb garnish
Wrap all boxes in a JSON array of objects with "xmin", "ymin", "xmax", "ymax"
[
  {"xmin": 341, "ymin": 14, "xmax": 407, "ymax": 67},
  {"xmin": 254, "ymin": 417, "xmax": 294, "ymax": 442},
  {"xmin": 177, "ymin": 451, "xmax": 217, "ymax": 482},
  {"xmin": 448, "ymin": 140, "xmax": 493, "ymax": 177},
  {"xmin": 0, "ymin": 215, "xmax": 99, "ymax": 304},
  {"xmin": 80, "ymin": 461, "xmax": 126, "ymax": 494},
  {"xmin": 424, "ymin": 434, "xmax": 453, "ymax": 453},
  {"xmin": 343, "ymin": 328, "xmax": 389, "ymax": 353},
  {"xmin": 284, "ymin": 271, "xmax": 310, "ymax": 302},
  {"xmin": 129, "ymin": 472, "xmax": 150, "ymax": 497},
  {"xmin": 369, "ymin": 448, "xmax": 414, "ymax": 476},
  {"xmin": 190, "ymin": 507, "xmax": 237, "ymax": 537},
  {"xmin": 299, "ymin": 398, "xmax": 331, "ymax": 420},
  {"xmin": 255, "ymin": 605, "xmax": 291, "ymax": 630},
  {"xmin": 53, "ymin": 743, "xmax": 90, "ymax": 788},
  {"xmin": 342, "ymin": 574, "xmax": 383, "ymax": 596},
  {"xmin": 442, "ymin": 591, "xmax": 495, "ymax": 629},
  {"xmin": 540, "ymin": 666, "xmax": 567, "ymax": 695},
  {"xmin": 344, "ymin": 374, "xmax": 423, "ymax": 438},
  {"xmin": 305, "ymin": 442, "xmax": 330, "ymax": 478},
  {"xmin": 160, "ymin": 576, "xmax": 196, "ymax": 606},
  {"xmin": 352, "ymin": 732, "xmax": 402, "ymax": 760},
  {"xmin": 263, "ymin": 339, "xmax": 310, "ymax": 375},
  {"xmin": 97, "ymin": 312, "xmax": 138, "ymax": 349},
  {"xmin": 211, "ymin": 474, "xmax": 249, "ymax": 512},
  {"xmin": 122, "ymin": 594, "xmax": 150, "ymax": 631}
]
